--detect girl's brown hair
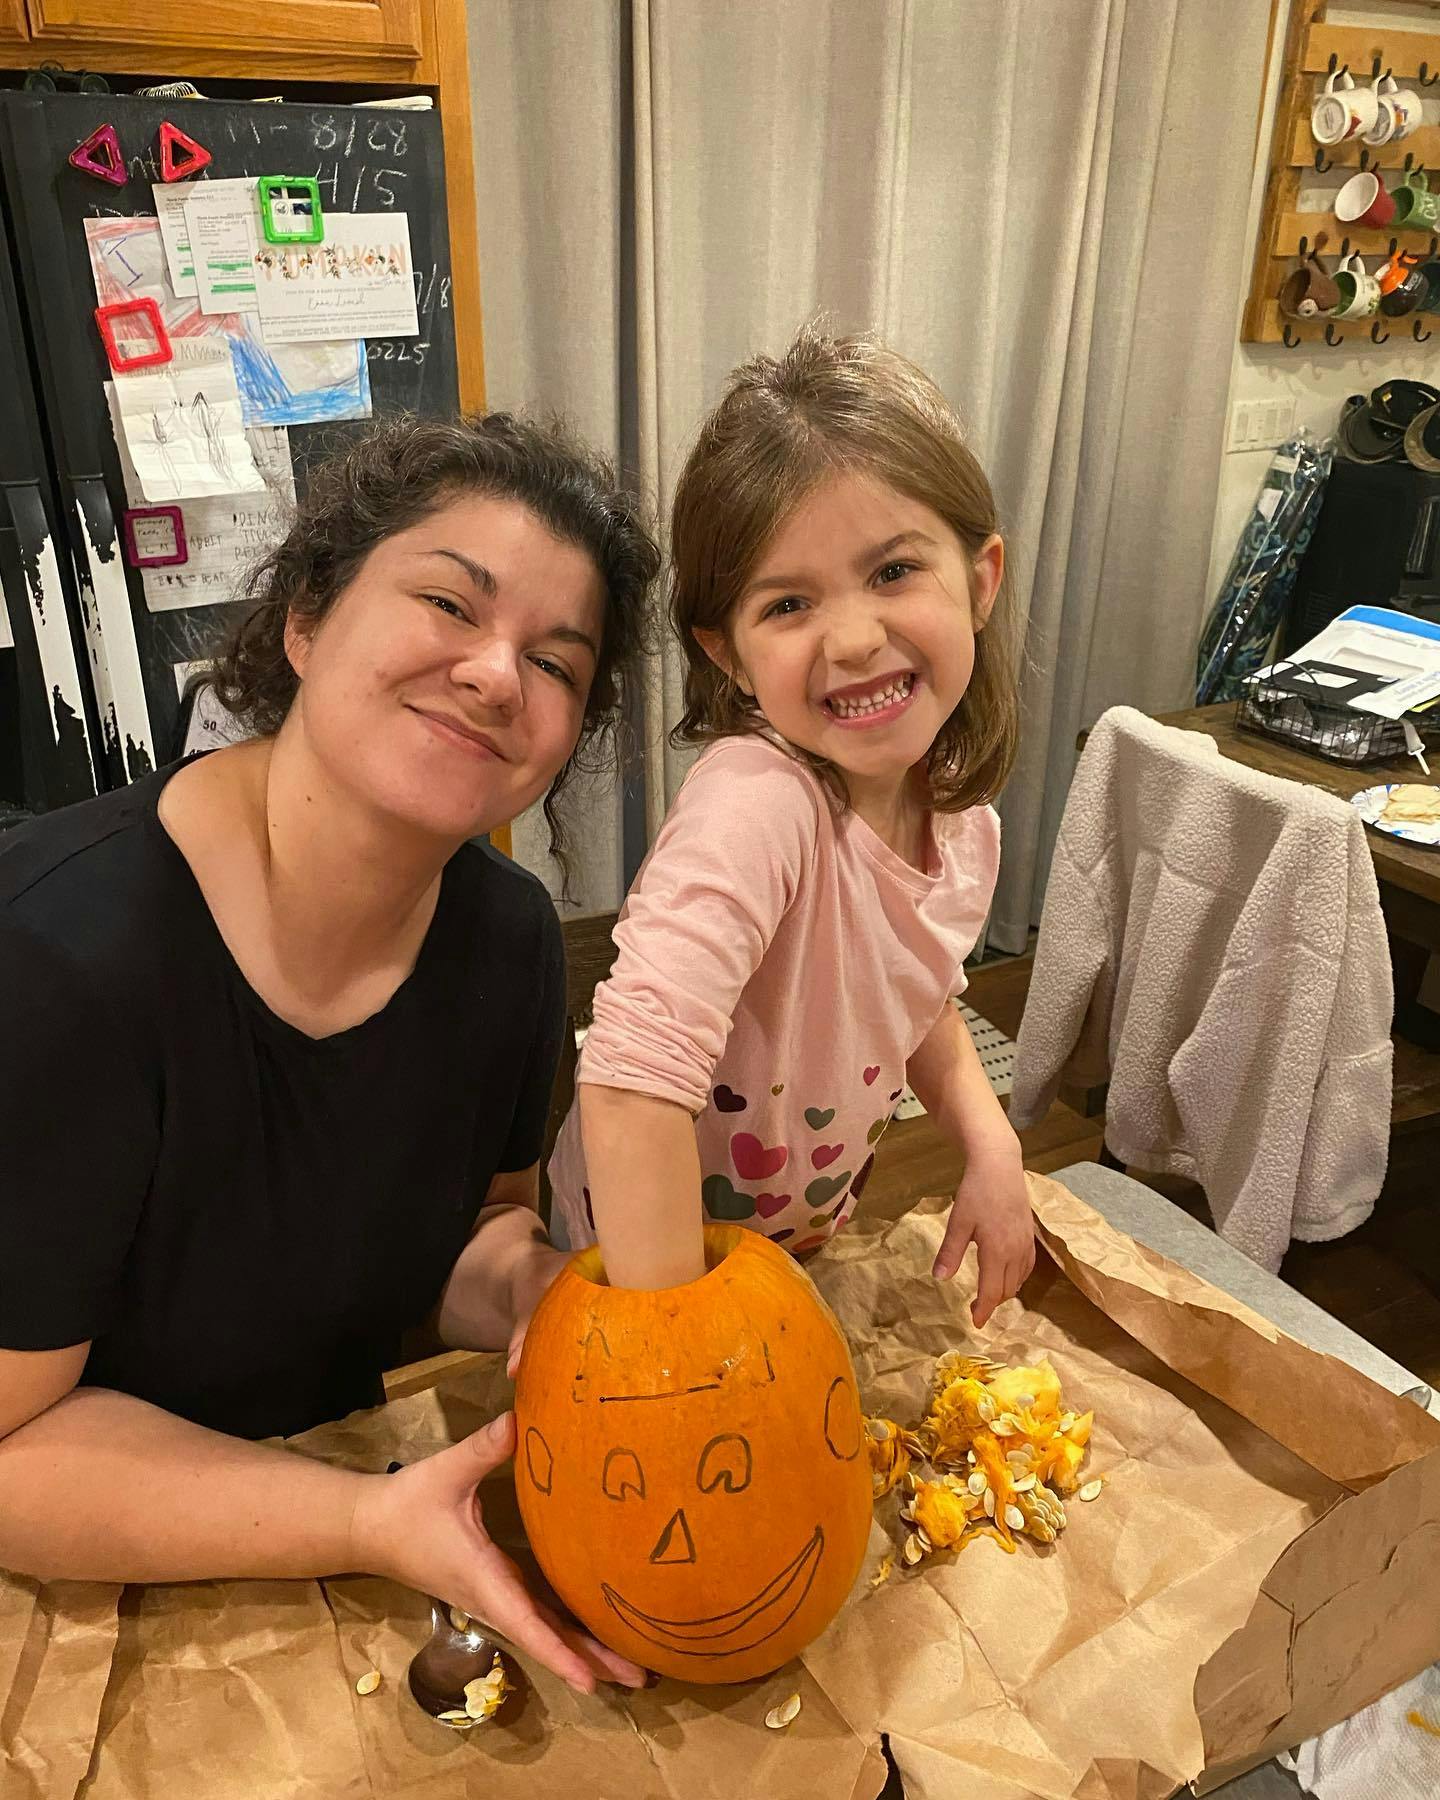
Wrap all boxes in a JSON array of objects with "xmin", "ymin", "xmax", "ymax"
[
  {"xmin": 669, "ymin": 323, "xmax": 1018, "ymax": 813},
  {"xmin": 211, "ymin": 412, "xmax": 659, "ymax": 875}
]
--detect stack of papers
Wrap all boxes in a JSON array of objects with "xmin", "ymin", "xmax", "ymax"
[{"xmin": 1249, "ymin": 607, "xmax": 1440, "ymax": 721}]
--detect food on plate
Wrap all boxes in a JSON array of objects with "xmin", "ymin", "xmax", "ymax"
[{"xmin": 1379, "ymin": 784, "xmax": 1440, "ymax": 824}]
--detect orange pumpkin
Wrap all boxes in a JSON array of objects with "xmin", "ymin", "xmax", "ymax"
[{"xmin": 514, "ymin": 1224, "xmax": 872, "ymax": 1684}]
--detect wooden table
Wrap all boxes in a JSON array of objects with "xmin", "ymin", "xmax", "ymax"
[
  {"xmin": 1158, "ymin": 704, "xmax": 1440, "ymax": 1117},
  {"xmin": 1158, "ymin": 705, "xmax": 1440, "ymax": 918}
]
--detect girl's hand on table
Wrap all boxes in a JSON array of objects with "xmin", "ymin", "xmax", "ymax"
[
  {"xmin": 348, "ymin": 1411, "xmax": 646, "ymax": 1695},
  {"xmin": 933, "ymin": 1141, "xmax": 1037, "ymax": 1328}
]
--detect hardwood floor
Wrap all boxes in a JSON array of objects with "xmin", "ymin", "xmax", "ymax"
[{"xmin": 864, "ymin": 953, "xmax": 1440, "ymax": 1392}]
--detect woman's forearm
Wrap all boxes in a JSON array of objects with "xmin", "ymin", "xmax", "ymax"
[
  {"xmin": 579, "ymin": 1084, "xmax": 707, "ymax": 1289},
  {"xmin": 436, "ymin": 1202, "xmax": 553, "ymax": 1349},
  {"xmin": 0, "ymin": 1385, "xmax": 370, "ymax": 1584}
]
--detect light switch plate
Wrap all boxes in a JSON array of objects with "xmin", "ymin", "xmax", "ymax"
[{"xmin": 1227, "ymin": 396, "xmax": 1297, "ymax": 453}]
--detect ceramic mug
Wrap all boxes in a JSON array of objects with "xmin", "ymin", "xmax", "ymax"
[
  {"xmin": 1336, "ymin": 169, "xmax": 1396, "ymax": 229},
  {"xmin": 1362, "ymin": 79, "xmax": 1399, "ymax": 147},
  {"xmin": 1280, "ymin": 255, "xmax": 1340, "ymax": 317},
  {"xmin": 1380, "ymin": 254, "xmax": 1429, "ymax": 315},
  {"xmin": 1312, "ymin": 69, "xmax": 1380, "ymax": 145},
  {"xmin": 1393, "ymin": 170, "xmax": 1440, "ymax": 231},
  {"xmin": 1414, "ymin": 257, "xmax": 1440, "ymax": 313},
  {"xmin": 1332, "ymin": 253, "xmax": 1381, "ymax": 318},
  {"xmin": 1382, "ymin": 76, "xmax": 1424, "ymax": 142}
]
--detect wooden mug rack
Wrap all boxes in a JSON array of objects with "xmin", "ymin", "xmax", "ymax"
[{"xmin": 1245, "ymin": 0, "xmax": 1440, "ymax": 348}]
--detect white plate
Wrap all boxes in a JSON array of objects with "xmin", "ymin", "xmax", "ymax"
[{"xmin": 1351, "ymin": 783, "xmax": 1440, "ymax": 848}]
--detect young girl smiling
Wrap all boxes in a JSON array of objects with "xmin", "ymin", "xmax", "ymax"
[{"xmin": 549, "ymin": 325, "xmax": 1035, "ymax": 1321}]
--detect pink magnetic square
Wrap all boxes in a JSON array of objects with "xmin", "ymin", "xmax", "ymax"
[
  {"xmin": 95, "ymin": 297, "xmax": 172, "ymax": 372},
  {"xmin": 122, "ymin": 506, "xmax": 188, "ymax": 568}
]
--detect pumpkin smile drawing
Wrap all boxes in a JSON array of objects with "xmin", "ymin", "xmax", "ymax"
[
  {"xmin": 602, "ymin": 1524, "xmax": 825, "ymax": 1659},
  {"xmin": 515, "ymin": 1227, "xmax": 872, "ymax": 1684}
]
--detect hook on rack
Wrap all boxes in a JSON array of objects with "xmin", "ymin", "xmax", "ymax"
[
  {"xmin": 1416, "ymin": 317, "xmax": 1433, "ymax": 343},
  {"xmin": 1372, "ymin": 319, "xmax": 1390, "ymax": 344},
  {"xmin": 1324, "ymin": 321, "xmax": 1345, "ymax": 346},
  {"xmin": 1339, "ymin": 235, "xmax": 1352, "ymax": 259},
  {"xmin": 1421, "ymin": 61, "xmax": 1440, "ymax": 88},
  {"xmin": 1371, "ymin": 57, "xmax": 1392, "ymax": 83},
  {"xmin": 1315, "ymin": 146, "xmax": 1335, "ymax": 174},
  {"xmin": 1283, "ymin": 322, "xmax": 1303, "ymax": 348},
  {"xmin": 1359, "ymin": 146, "xmax": 1374, "ymax": 173},
  {"xmin": 1388, "ymin": 236, "xmax": 1400, "ymax": 258},
  {"xmin": 1327, "ymin": 53, "xmax": 1348, "ymax": 78},
  {"xmin": 1298, "ymin": 235, "xmax": 1310, "ymax": 258}
]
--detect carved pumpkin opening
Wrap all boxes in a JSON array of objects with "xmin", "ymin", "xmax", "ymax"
[{"xmin": 569, "ymin": 1225, "xmax": 747, "ymax": 1290}]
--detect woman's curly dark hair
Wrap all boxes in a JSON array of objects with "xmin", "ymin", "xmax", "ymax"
[{"xmin": 210, "ymin": 412, "xmax": 658, "ymax": 880}]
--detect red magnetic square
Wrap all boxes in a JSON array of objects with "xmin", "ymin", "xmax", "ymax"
[
  {"xmin": 123, "ymin": 505, "xmax": 188, "ymax": 568},
  {"xmin": 95, "ymin": 297, "xmax": 172, "ymax": 371}
]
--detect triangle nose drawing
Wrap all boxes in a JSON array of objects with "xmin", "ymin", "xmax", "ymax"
[{"xmin": 649, "ymin": 1508, "xmax": 697, "ymax": 1565}]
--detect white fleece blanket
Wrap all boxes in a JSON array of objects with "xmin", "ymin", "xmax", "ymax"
[{"xmin": 1010, "ymin": 707, "xmax": 1393, "ymax": 1273}]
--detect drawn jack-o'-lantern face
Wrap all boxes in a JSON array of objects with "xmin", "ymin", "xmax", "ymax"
[{"xmin": 514, "ymin": 1226, "xmax": 872, "ymax": 1684}]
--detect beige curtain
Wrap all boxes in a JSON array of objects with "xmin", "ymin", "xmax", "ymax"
[{"xmin": 467, "ymin": 0, "xmax": 1269, "ymax": 946}]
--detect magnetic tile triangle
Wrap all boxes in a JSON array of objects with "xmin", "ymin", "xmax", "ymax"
[
  {"xmin": 158, "ymin": 120, "xmax": 212, "ymax": 183},
  {"xmin": 68, "ymin": 123, "xmax": 127, "ymax": 187}
]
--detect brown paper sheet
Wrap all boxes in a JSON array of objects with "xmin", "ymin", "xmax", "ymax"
[{"xmin": 4, "ymin": 1172, "xmax": 1438, "ymax": 1800}]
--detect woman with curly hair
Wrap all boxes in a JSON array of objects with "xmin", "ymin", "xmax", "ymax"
[{"xmin": 0, "ymin": 413, "xmax": 657, "ymax": 1695}]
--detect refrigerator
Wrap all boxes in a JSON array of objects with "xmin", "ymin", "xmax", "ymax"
[{"xmin": 0, "ymin": 85, "xmax": 460, "ymax": 820}]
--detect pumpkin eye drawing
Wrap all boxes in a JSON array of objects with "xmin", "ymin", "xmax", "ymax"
[
  {"xmin": 697, "ymin": 1432, "xmax": 753, "ymax": 1494},
  {"xmin": 602, "ymin": 1447, "xmax": 646, "ymax": 1501},
  {"xmin": 525, "ymin": 1426, "xmax": 554, "ymax": 1495}
]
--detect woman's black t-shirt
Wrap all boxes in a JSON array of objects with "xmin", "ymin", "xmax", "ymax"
[{"xmin": 0, "ymin": 767, "xmax": 565, "ymax": 1440}]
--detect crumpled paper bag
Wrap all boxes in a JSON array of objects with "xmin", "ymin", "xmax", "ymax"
[{"xmin": 4, "ymin": 1172, "xmax": 1438, "ymax": 1800}]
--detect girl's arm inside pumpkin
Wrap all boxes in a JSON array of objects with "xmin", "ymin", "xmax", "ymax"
[{"xmin": 580, "ymin": 1084, "xmax": 708, "ymax": 1289}]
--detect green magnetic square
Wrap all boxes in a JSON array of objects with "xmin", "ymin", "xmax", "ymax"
[{"xmin": 258, "ymin": 175, "xmax": 324, "ymax": 245}]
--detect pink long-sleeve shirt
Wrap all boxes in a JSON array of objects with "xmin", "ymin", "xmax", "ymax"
[{"xmin": 548, "ymin": 733, "xmax": 1001, "ymax": 1254}]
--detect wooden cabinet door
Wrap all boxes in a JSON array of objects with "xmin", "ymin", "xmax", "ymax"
[
  {"xmin": 24, "ymin": 0, "xmax": 423, "ymax": 63},
  {"xmin": 0, "ymin": 0, "xmax": 30, "ymax": 39}
]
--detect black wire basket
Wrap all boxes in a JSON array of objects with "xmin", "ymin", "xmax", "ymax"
[{"xmin": 1236, "ymin": 665, "xmax": 1414, "ymax": 766}]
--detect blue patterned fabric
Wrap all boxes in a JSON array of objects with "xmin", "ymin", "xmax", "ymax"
[{"xmin": 1196, "ymin": 434, "xmax": 1333, "ymax": 704}]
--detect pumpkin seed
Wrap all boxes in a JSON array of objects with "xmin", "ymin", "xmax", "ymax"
[
  {"xmin": 1011, "ymin": 1474, "xmax": 1037, "ymax": 1493},
  {"xmin": 977, "ymin": 1394, "xmax": 996, "ymax": 1421},
  {"xmin": 967, "ymin": 1470, "xmax": 988, "ymax": 1495},
  {"xmin": 437, "ymin": 1710, "xmax": 476, "ymax": 1729},
  {"xmin": 966, "ymin": 1450, "xmax": 977, "ymax": 1464},
  {"xmin": 915, "ymin": 1528, "xmax": 933, "ymax": 1552},
  {"xmin": 1004, "ymin": 1505, "xmax": 1026, "ymax": 1530},
  {"xmin": 902, "ymin": 1533, "xmax": 925, "ymax": 1565},
  {"xmin": 1013, "ymin": 1393, "xmax": 1035, "ymax": 1410},
  {"xmin": 990, "ymin": 1416, "xmax": 1018, "ymax": 1436},
  {"xmin": 1079, "ymin": 1479, "xmax": 1104, "ymax": 1502},
  {"xmin": 1058, "ymin": 1413, "xmax": 1076, "ymax": 1434},
  {"xmin": 464, "ymin": 1666, "xmax": 508, "ymax": 1720},
  {"xmin": 355, "ymin": 1669, "xmax": 382, "ymax": 1697},
  {"xmin": 449, "ymin": 1607, "xmax": 470, "ymax": 1633},
  {"xmin": 766, "ymin": 1693, "xmax": 802, "ymax": 1730},
  {"xmin": 983, "ymin": 1488, "xmax": 996, "ymax": 1517}
]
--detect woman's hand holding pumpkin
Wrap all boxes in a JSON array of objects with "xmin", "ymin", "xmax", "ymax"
[{"xmin": 347, "ymin": 1411, "xmax": 647, "ymax": 1695}]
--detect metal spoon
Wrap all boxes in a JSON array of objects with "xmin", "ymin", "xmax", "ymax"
[{"xmin": 406, "ymin": 1597, "xmax": 517, "ymax": 1727}]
